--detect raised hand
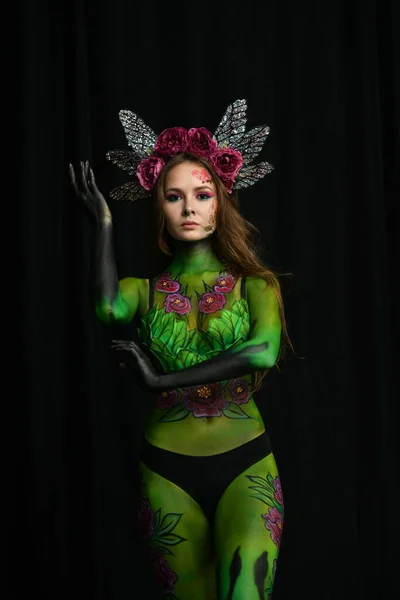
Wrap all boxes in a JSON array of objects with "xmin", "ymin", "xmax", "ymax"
[{"xmin": 69, "ymin": 160, "xmax": 112, "ymax": 224}]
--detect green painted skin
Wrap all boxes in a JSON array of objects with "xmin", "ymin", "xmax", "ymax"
[{"xmin": 96, "ymin": 243, "xmax": 283, "ymax": 599}]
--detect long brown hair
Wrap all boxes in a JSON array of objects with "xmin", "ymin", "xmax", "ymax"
[{"xmin": 153, "ymin": 153, "xmax": 293, "ymax": 389}]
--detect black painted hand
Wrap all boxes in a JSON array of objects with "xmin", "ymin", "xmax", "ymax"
[
  {"xmin": 69, "ymin": 160, "xmax": 112, "ymax": 224},
  {"xmin": 112, "ymin": 339, "xmax": 161, "ymax": 390}
]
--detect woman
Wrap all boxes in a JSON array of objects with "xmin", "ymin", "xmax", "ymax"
[{"xmin": 70, "ymin": 99, "xmax": 290, "ymax": 600}]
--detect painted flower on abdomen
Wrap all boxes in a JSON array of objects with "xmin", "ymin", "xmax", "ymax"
[
  {"xmin": 137, "ymin": 498, "xmax": 155, "ymax": 540},
  {"xmin": 164, "ymin": 293, "xmax": 191, "ymax": 315},
  {"xmin": 228, "ymin": 378, "xmax": 250, "ymax": 404},
  {"xmin": 155, "ymin": 273, "xmax": 181, "ymax": 294},
  {"xmin": 156, "ymin": 389, "xmax": 179, "ymax": 410},
  {"xmin": 182, "ymin": 383, "xmax": 228, "ymax": 417},
  {"xmin": 198, "ymin": 291, "xmax": 226, "ymax": 314},
  {"xmin": 148, "ymin": 548, "xmax": 178, "ymax": 595},
  {"xmin": 214, "ymin": 274, "xmax": 236, "ymax": 293},
  {"xmin": 262, "ymin": 506, "xmax": 283, "ymax": 548}
]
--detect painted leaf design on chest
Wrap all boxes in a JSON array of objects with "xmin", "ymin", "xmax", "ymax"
[{"xmin": 139, "ymin": 298, "xmax": 250, "ymax": 371}]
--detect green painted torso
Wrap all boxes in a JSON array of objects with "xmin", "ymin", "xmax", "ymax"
[{"xmin": 138, "ymin": 270, "xmax": 266, "ymax": 455}]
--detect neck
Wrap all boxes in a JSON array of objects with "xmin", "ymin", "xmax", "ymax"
[{"xmin": 168, "ymin": 237, "xmax": 222, "ymax": 275}]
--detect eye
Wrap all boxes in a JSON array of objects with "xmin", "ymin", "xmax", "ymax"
[
  {"xmin": 197, "ymin": 193, "xmax": 213, "ymax": 201},
  {"xmin": 165, "ymin": 194, "xmax": 181, "ymax": 203}
]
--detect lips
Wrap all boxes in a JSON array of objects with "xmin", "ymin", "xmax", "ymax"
[{"xmin": 181, "ymin": 221, "xmax": 199, "ymax": 226}]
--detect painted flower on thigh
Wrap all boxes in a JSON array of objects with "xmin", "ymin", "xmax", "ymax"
[
  {"xmin": 182, "ymin": 383, "xmax": 228, "ymax": 417},
  {"xmin": 148, "ymin": 547, "xmax": 178, "ymax": 595},
  {"xmin": 137, "ymin": 498, "xmax": 155, "ymax": 540},
  {"xmin": 262, "ymin": 506, "xmax": 283, "ymax": 548},
  {"xmin": 273, "ymin": 476, "xmax": 284, "ymax": 505}
]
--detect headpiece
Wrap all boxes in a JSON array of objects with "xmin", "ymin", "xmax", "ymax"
[{"xmin": 106, "ymin": 98, "xmax": 273, "ymax": 201}]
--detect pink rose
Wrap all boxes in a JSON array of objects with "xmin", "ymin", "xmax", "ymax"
[
  {"xmin": 154, "ymin": 127, "xmax": 188, "ymax": 157},
  {"xmin": 137, "ymin": 498, "xmax": 154, "ymax": 540},
  {"xmin": 262, "ymin": 506, "xmax": 283, "ymax": 548},
  {"xmin": 273, "ymin": 477, "xmax": 284, "ymax": 505},
  {"xmin": 148, "ymin": 548, "xmax": 178, "ymax": 595},
  {"xmin": 209, "ymin": 148, "xmax": 243, "ymax": 191},
  {"xmin": 187, "ymin": 127, "xmax": 218, "ymax": 157},
  {"xmin": 155, "ymin": 273, "xmax": 180, "ymax": 293},
  {"xmin": 198, "ymin": 291, "xmax": 226, "ymax": 314},
  {"xmin": 182, "ymin": 383, "xmax": 228, "ymax": 417},
  {"xmin": 156, "ymin": 390, "xmax": 179, "ymax": 410},
  {"xmin": 164, "ymin": 293, "xmax": 191, "ymax": 315},
  {"xmin": 136, "ymin": 156, "xmax": 165, "ymax": 190},
  {"xmin": 214, "ymin": 274, "xmax": 236, "ymax": 293},
  {"xmin": 228, "ymin": 378, "xmax": 250, "ymax": 404}
]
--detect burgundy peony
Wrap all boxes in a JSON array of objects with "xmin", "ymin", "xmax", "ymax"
[
  {"xmin": 187, "ymin": 127, "xmax": 218, "ymax": 157},
  {"xmin": 154, "ymin": 127, "xmax": 188, "ymax": 157},
  {"xmin": 136, "ymin": 156, "xmax": 165, "ymax": 190},
  {"xmin": 262, "ymin": 507, "xmax": 283, "ymax": 548},
  {"xmin": 155, "ymin": 273, "xmax": 180, "ymax": 293},
  {"xmin": 164, "ymin": 293, "xmax": 191, "ymax": 315},
  {"xmin": 182, "ymin": 383, "xmax": 228, "ymax": 417},
  {"xmin": 156, "ymin": 390, "xmax": 179, "ymax": 410},
  {"xmin": 273, "ymin": 476, "xmax": 284, "ymax": 505},
  {"xmin": 214, "ymin": 274, "xmax": 236, "ymax": 293},
  {"xmin": 209, "ymin": 147, "xmax": 243, "ymax": 192},
  {"xmin": 228, "ymin": 378, "xmax": 250, "ymax": 404},
  {"xmin": 137, "ymin": 498, "xmax": 155, "ymax": 540},
  {"xmin": 148, "ymin": 548, "xmax": 178, "ymax": 595},
  {"xmin": 198, "ymin": 291, "xmax": 226, "ymax": 314}
]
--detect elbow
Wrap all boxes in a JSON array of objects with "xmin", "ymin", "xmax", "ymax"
[
  {"xmin": 95, "ymin": 300, "xmax": 131, "ymax": 325},
  {"xmin": 249, "ymin": 342, "xmax": 280, "ymax": 370}
]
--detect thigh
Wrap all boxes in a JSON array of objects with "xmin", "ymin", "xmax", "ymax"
[
  {"xmin": 214, "ymin": 453, "xmax": 284, "ymax": 600},
  {"xmin": 138, "ymin": 460, "xmax": 216, "ymax": 600}
]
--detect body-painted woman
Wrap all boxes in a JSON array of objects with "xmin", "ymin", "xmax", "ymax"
[{"xmin": 70, "ymin": 99, "xmax": 291, "ymax": 600}]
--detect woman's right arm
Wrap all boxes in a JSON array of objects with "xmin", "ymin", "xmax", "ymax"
[{"xmin": 69, "ymin": 160, "xmax": 140, "ymax": 325}]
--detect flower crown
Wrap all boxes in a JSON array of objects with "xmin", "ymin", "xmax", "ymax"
[{"xmin": 106, "ymin": 98, "xmax": 273, "ymax": 202}]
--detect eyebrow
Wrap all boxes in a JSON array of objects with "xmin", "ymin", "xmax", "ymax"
[{"xmin": 165, "ymin": 185, "xmax": 213, "ymax": 193}]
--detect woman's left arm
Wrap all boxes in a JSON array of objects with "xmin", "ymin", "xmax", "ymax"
[{"xmin": 113, "ymin": 277, "xmax": 282, "ymax": 391}]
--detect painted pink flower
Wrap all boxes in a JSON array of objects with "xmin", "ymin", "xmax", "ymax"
[
  {"xmin": 137, "ymin": 498, "xmax": 154, "ymax": 540},
  {"xmin": 273, "ymin": 477, "xmax": 284, "ymax": 505},
  {"xmin": 136, "ymin": 156, "xmax": 165, "ymax": 190},
  {"xmin": 187, "ymin": 127, "xmax": 218, "ymax": 157},
  {"xmin": 198, "ymin": 291, "xmax": 226, "ymax": 314},
  {"xmin": 214, "ymin": 274, "xmax": 236, "ymax": 293},
  {"xmin": 155, "ymin": 273, "xmax": 180, "ymax": 293},
  {"xmin": 154, "ymin": 126, "xmax": 188, "ymax": 157},
  {"xmin": 262, "ymin": 506, "xmax": 283, "ymax": 548},
  {"xmin": 228, "ymin": 378, "xmax": 250, "ymax": 404},
  {"xmin": 182, "ymin": 383, "xmax": 228, "ymax": 417},
  {"xmin": 156, "ymin": 390, "xmax": 179, "ymax": 410},
  {"xmin": 164, "ymin": 293, "xmax": 191, "ymax": 315},
  {"xmin": 148, "ymin": 548, "xmax": 178, "ymax": 595}
]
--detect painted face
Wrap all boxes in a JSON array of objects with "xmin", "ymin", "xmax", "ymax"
[{"xmin": 162, "ymin": 161, "xmax": 218, "ymax": 242}]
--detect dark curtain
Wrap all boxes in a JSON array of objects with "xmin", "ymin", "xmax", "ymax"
[{"xmin": 17, "ymin": 0, "xmax": 399, "ymax": 598}]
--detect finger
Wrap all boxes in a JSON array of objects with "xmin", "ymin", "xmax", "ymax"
[
  {"xmin": 89, "ymin": 167, "xmax": 101, "ymax": 195},
  {"xmin": 80, "ymin": 161, "xmax": 91, "ymax": 197},
  {"xmin": 69, "ymin": 164, "xmax": 80, "ymax": 196}
]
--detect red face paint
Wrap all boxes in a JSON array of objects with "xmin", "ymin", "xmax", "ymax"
[{"xmin": 191, "ymin": 168, "xmax": 212, "ymax": 184}]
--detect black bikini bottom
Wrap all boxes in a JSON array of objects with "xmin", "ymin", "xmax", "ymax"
[{"xmin": 140, "ymin": 431, "xmax": 272, "ymax": 523}]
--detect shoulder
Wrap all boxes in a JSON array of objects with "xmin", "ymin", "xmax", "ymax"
[{"xmin": 119, "ymin": 276, "xmax": 149, "ymax": 297}]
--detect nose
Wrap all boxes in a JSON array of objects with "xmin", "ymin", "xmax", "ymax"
[{"xmin": 181, "ymin": 200, "xmax": 195, "ymax": 216}]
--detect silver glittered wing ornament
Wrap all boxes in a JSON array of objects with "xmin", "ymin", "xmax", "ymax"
[
  {"xmin": 234, "ymin": 162, "xmax": 274, "ymax": 190},
  {"xmin": 231, "ymin": 124, "xmax": 271, "ymax": 164},
  {"xmin": 106, "ymin": 149, "xmax": 141, "ymax": 175},
  {"xmin": 213, "ymin": 98, "xmax": 247, "ymax": 149},
  {"xmin": 109, "ymin": 180, "xmax": 151, "ymax": 202},
  {"xmin": 118, "ymin": 109, "xmax": 158, "ymax": 158}
]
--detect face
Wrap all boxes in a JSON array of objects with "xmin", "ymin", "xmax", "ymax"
[{"xmin": 162, "ymin": 161, "xmax": 218, "ymax": 242}]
